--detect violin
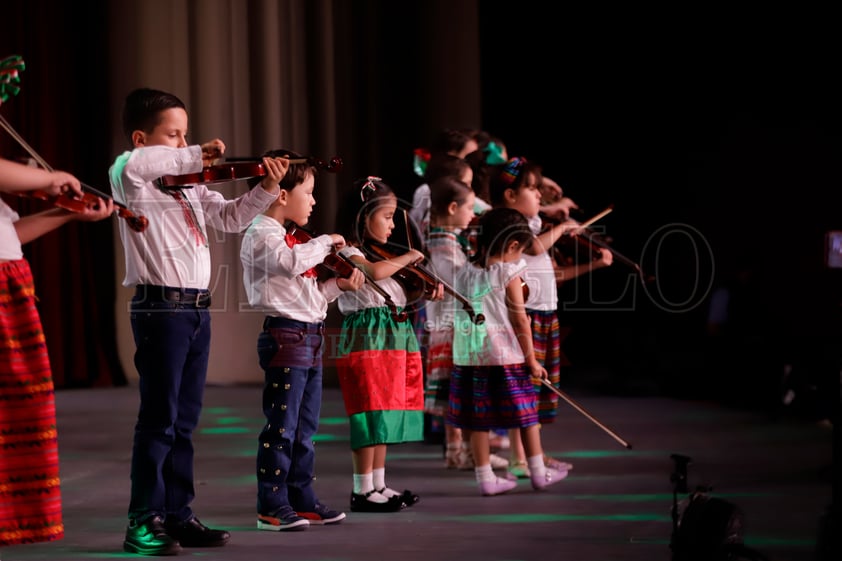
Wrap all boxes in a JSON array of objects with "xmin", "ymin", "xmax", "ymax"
[
  {"xmin": 27, "ymin": 181, "xmax": 149, "ymax": 233},
  {"xmin": 156, "ymin": 155, "xmax": 343, "ymax": 189},
  {"xmin": 0, "ymin": 135, "xmax": 148, "ymax": 233},
  {"xmin": 543, "ymin": 205, "xmax": 654, "ymax": 284},
  {"xmin": 285, "ymin": 222, "xmax": 409, "ymax": 322},
  {"xmin": 0, "ymin": 55, "xmax": 148, "ymax": 232},
  {"xmin": 364, "ymin": 241, "xmax": 485, "ymax": 325}
]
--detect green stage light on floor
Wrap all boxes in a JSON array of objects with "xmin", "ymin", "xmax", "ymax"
[{"xmin": 200, "ymin": 426, "xmax": 251, "ymax": 434}]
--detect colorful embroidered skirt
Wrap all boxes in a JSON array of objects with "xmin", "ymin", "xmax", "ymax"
[
  {"xmin": 335, "ymin": 307, "xmax": 424, "ymax": 449},
  {"xmin": 447, "ymin": 363, "xmax": 539, "ymax": 431},
  {"xmin": 0, "ymin": 259, "xmax": 64, "ymax": 546},
  {"xmin": 529, "ymin": 309, "xmax": 562, "ymax": 423}
]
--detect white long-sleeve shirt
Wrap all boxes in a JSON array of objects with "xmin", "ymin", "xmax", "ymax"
[
  {"xmin": 240, "ymin": 215, "xmax": 342, "ymax": 322},
  {"xmin": 109, "ymin": 145, "xmax": 278, "ymax": 289}
]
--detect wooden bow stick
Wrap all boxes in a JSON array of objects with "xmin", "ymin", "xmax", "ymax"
[{"xmin": 538, "ymin": 378, "xmax": 632, "ymax": 449}]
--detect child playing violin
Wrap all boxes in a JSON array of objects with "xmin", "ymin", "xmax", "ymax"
[
  {"xmin": 334, "ymin": 176, "xmax": 443, "ymax": 513},
  {"xmin": 488, "ymin": 157, "xmax": 612, "ymax": 479},
  {"xmin": 448, "ymin": 206, "xmax": 569, "ymax": 496},
  {"xmin": 109, "ymin": 87, "xmax": 289, "ymax": 556},
  {"xmin": 240, "ymin": 149, "xmax": 364, "ymax": 531},
  {"xmin": 422, "ymin": 175, "xmax": 508, "ymax": 471},
  {"xmin": 1, "ymin": 158, "xmax": 114, "ymax": 549}
]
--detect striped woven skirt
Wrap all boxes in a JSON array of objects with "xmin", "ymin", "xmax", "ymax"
[
  {"xmin": 529, "ymin": 309, "xmax": 562, "ymax": 423},
  {"xmin": 0, "ymin": 259, "xmax": 64, "ymax": 546},
  {"xmin": 447, "ymin": 363, "xmax": 539, "ymax": 431},
  {"xmin": 335, "ymin": 307, "xmax": 424, "ymax": 449}
]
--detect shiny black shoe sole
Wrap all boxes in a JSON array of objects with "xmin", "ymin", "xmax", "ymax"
[{"xmin": 350, "ymin": 491, "xmax": 403, "ymax": 513}]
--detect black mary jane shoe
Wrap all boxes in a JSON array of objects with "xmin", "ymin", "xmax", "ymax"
[
  {"xmin": 400, "ymin": 489, "xmax": 420, "ymax": 507},
  {"xmin": 375, "ymin": 488, "xmax": 419, "ymax": 508},
  {"xmin": 350, "ymin": 490, "xmax": 403, "ymax": 513}
]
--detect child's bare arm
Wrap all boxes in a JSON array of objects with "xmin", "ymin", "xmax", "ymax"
[{"xmin": 506, "ymin": 275, "xmax": 547, "ymax": 380}]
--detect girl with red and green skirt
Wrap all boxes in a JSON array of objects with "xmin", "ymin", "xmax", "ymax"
[{"xmin": 335, "ymin": 176, "xmax": 443, "ymax": 513}]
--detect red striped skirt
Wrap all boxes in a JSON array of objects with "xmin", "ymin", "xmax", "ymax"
[
  {"xmin": 0, "ymin": 259, "xmax": 64, "ymax": 546},
  {"xmin": 529, "ymin": 309, "xmax": 562, "ymax": 423}
]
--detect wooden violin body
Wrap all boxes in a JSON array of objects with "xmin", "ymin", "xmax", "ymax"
[
  {"xmin": 157, "ymin": 155, "xmax": 343, "ymax": 189},
  {"xmin": 285, "ymin": 223, "xmax": 409, "ymax": 322},
  {"xmin": 27, "ymin": 188, "xmax": 148, "ymax": 233},
  {"xmin": 364, "ymin": 241, "xmax": 485, "ymax": 325}
]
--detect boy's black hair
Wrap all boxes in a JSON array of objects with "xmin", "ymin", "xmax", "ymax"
[
  {"xmin": 471, "ymin": 207, "xmax": 533, "ymax": 266},
  {"xmin": 121, "ymin": 87, "xmax": 186, "ymax": 144},
  {"xmin": 246, "ymin": 149, "xmax": 317, "ymax": 190}
]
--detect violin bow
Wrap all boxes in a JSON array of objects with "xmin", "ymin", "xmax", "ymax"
[
  {"xmin": 576, "ymin": 205, "xmax": 613, "ymax": 229},
  {"xmin": 568, "ymin": 205, "xmax": 652, "ymax": 284},
  {"xmin": 538, "ymin": 379, "xmax": 633, "ymax": 449}
]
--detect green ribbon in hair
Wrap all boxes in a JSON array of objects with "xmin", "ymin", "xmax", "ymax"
[{"xmin": 0, "ymin": 55, "xmax": 25, "ymax": 105}]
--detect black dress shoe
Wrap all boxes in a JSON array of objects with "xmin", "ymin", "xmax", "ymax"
[
  {"xmin": 350, "ymin": 491, "xmax": 403, "ymax": 513},
  {"xmin": 377, "ymin": 488, "xmax": 420, "ymax": 508},
  {"xmin": 164, "ymin": 516, "xmax": 230, "ymax": 547},
  {"xmin": 124, "ymin": 515, "xmax": 182, "ymax": 556},
  {"xmin": 400, "ymin": 489, "xmax": 420, "ymax": 507}
]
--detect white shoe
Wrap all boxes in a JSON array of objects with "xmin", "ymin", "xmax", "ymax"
[
  {"xmin": 479, "ymin": 476, "xmax": 517, "ymax": 496},
  {"xmin": 531, "ymin": 466, "xmax": 569, "ymax": 491}
]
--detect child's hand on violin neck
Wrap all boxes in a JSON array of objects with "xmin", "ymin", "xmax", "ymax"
[
  {"xmin": 329, "ymin": 234, "xmax": 347, "ymax": 251},
  {"xmin": 259, "ymin": 157, "xmax": 290, "ymax": 192},
  {"xmin": 201, "ymin": 139, "xmax": 226, "ymax": 165}
]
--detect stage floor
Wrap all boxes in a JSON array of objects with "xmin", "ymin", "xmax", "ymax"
[{"xmin": 2, "ymin": 384, "xmax": 833, "ymax": 561}]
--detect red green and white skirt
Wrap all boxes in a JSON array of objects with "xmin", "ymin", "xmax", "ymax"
[
  {"xmin": 335, "ymin": 307, "xmax": 424, "ymax": 449},
  {"xmin": 0, "ymin": 259, "xmax": 64, "ymax": 546}
]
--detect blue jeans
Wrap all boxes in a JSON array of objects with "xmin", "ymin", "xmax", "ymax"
[
  {"xmin": 128, "ymin": 286, "xmax": 211, "ymax": 523},
  {"xmin": 256, "ymin": 317, "xmax": 324, "ymax": 515}
]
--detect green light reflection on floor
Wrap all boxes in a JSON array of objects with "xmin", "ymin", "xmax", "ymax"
[
  {"xmin": 213, "ymin": 416, "xmax": 247, "ymax": 424},
  {"xmin": 440, "ymin": 513, "xmax": 672, "ymax": 523},
  {"xmin": 203, "ymin": 406, "xmax": 236, "ymax": 414},
  {"xmin": 200, "ymin": 426, "xmax": 251, "ymax": 434},
  {"xmin": 561, "ymin": 450, "xmax": 660, "ymax": 458}
]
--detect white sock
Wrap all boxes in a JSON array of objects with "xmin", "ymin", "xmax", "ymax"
[
  {"xmin": 353, "ymin": 473, "xmax": 374, "ymax": 495},
  {"xmin": 373, "ymin": 467, "xmax": 400, "ymax": 498},
  {"xmin": 527, "ymin": 454, "xmax": 547, "ymax": 479},
  {"xmin": 475, "ymin": 463, "xmax": 494, "ymax": 483}
]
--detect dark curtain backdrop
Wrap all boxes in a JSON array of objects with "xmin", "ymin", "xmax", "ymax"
[
  {"xmin": 2, "ymin": 1, "xmax": 839, "ymax": 394},
  {"xmin": 1, "ymin": 0, "xmax": 124, "ymax": 388}
]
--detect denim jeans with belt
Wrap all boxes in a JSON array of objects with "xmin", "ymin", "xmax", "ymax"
[
  {"xmin": 128, "ymin": 285, "xmax": 211, "ymax": 523},
  {"xmin": 256, "ymin": 316, "xmax": 324, "ymax": 515}
]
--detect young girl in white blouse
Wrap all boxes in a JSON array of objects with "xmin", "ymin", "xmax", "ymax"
[{"xmin": 448, "ymin": 206, "xmax": 569, "ymax": 496}]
